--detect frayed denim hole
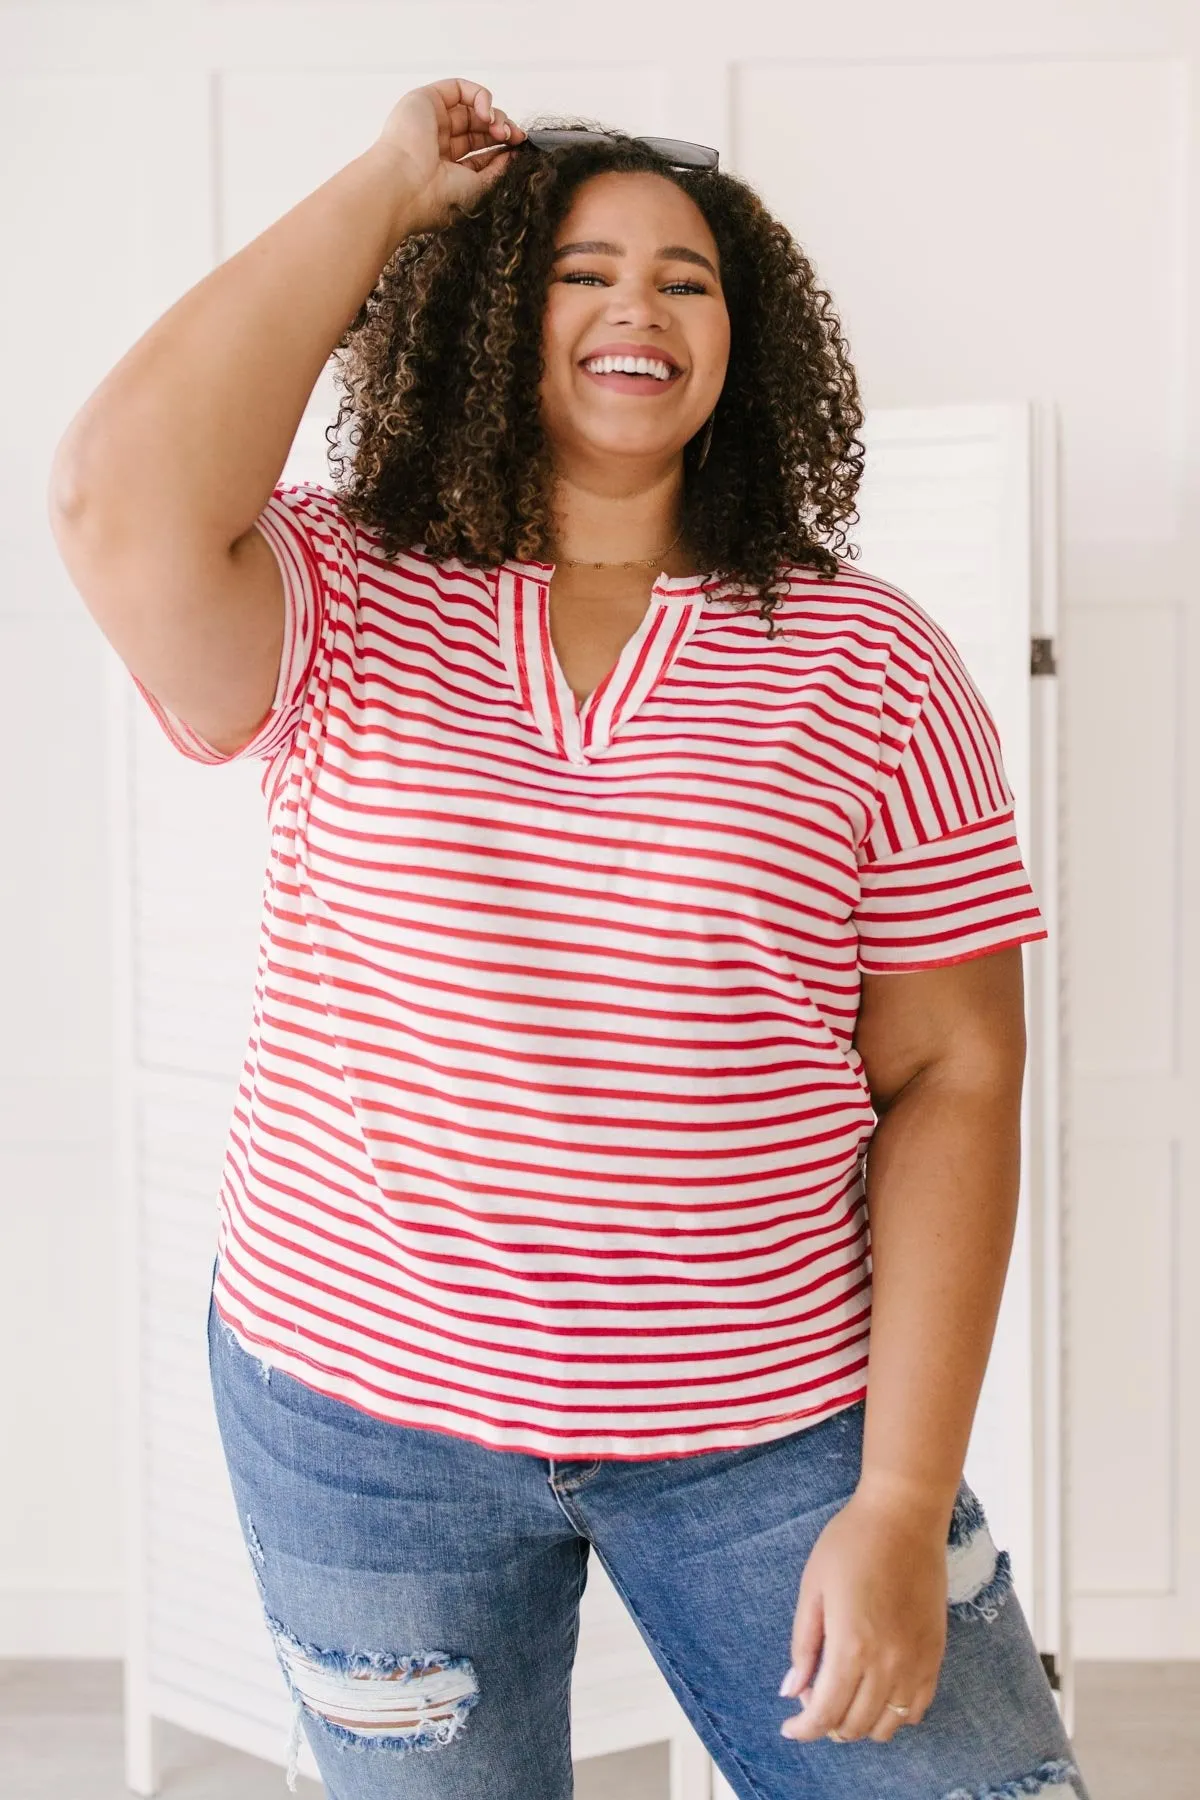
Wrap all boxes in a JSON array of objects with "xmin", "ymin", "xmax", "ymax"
[
  {"xmin": 939, "ymin": 1755, "xmax": 1082, "ymax": 1799},
  {"xmin": 947, "ymin": 1485, "xmax": 989, "ymax": 1547},
  {"xmin": 945, "ymin": 1486, "xmax": 1013, "ymax": 1623},
  {"xmin": 218, "ymin": 1314, "xmax": 274, "ymax": 1383},
  {"xmin": 262, "ymin": 1611, "xmax": 479, "ymax": 1763}
]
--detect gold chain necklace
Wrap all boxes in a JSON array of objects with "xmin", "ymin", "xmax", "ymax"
[{"xmin": 559, "ymin": 525, "xmax": 685, "ymax": 570}]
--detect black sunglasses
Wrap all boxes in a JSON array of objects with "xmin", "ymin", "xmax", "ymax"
[{"xmin": 517, "ymin": 130, "xmax": 719, "ymax": 171}]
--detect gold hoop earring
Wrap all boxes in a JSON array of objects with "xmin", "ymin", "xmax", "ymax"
[{"xmin": 696, "ymin": 413, "xmax": 715, "ymax": 468}]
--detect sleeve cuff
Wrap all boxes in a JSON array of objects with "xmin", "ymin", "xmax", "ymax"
[
  {"xmin": 130, "ymin": 487, "xmax": 320, "ymax": 766},
  {"xmin": 855, "ymin": 809, "xmax": 1047, "ymax": 972}
]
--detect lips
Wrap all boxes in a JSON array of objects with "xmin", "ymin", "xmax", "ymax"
[
  {"xmin": 577, "ymin": 345, "xmax": 685, "ymax": 397},
  {"xmin": 578, "ymin": 363, "xmax": 682, "ymax": 396},
  {"xmin": 580, "ymin": 342, "xmax": 683, "ymax": 374}
]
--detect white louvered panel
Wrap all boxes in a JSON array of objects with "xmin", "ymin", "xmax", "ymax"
[
  {"xmin": 143, "ymin": 1265, "xmax": 222, "ymax": 1348},
  {"xmin": 144, "ymin": 1367, "xmax": 218, "ymax": 1441},
  {"xmin": 851, "ymin": 403, "xmax": 1033, "ymax": 816},
  {"xmin": 570, "ymin": 1682, "xmax": 686, "ymax": 1764},
  {"xmin": 148, "ymin": 1604, "xmax": 282, "ymax": 1707},
  {"xmin": 146, "ymin": 1686, "xmax": 314, "ymax": 1785},
  {"xmin": 148, "ymin": 1635, "xmax": 287, "ymax": 1726},
  {"xmin": 136, "ymin": 1072, "xmax": 305, "ymax": 1770},
  {"xmin": 132, "ymin": 700, "xmax": 271, "ymax": 1076},
  {"xmin": 146, "ymin": 1542, "xmax": 266, "ymax": 1634},
  {"xmin": 571, "ymin": 1566, "xmax": 693, "ymax": 1760},
  {"xmin": 146, "ymin": 1571, "xmax": 287, "ymax": 1715},
  {"xmin": 142, "ymin": 1325, "xmax": 220, "ymax": 1401}
]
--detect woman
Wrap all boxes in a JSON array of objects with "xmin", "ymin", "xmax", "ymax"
[{"xmin": 49, "ymin": 78, "xmax": 1088, "ymax": 1800}]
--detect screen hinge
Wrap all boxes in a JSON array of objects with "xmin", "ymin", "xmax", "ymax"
[{"xmin": 1031, "ymin": 636, "xmax": 1057, "ymax": 677}]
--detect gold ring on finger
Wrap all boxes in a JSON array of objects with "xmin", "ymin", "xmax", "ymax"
[
  {"xmin": 826, "ymin": 1728, "xmax": 847, "ymax": 1743},
  {"xmin": 885, "ymin": 1703, "xmax": 911, "ymax": 1716}
]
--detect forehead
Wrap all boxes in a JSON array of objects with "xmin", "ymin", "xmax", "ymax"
[{"xmin": 555, "ymin": 170, "xmax": 718, "ymax": 262}]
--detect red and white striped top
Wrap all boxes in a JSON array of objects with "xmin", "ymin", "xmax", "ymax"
[{"xmin": 135, "ymin": 482, "xmax": 1046, "ymax": 1459}]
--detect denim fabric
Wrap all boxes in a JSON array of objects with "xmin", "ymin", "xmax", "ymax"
[{"xmin": 208, "ymin": 1294, "xmax": 1089, "ymax": 1800}]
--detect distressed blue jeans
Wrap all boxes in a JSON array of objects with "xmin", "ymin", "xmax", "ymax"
[{"xmin": 208, "ymin": 1294, "xmax": 1089, "ymax": 1800}]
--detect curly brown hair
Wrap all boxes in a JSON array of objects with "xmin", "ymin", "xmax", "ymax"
[{"xmin": 327, "ymin": 123, "xmax": 865, "ymax": 633}]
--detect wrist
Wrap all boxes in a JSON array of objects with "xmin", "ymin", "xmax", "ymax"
[
  {"xmin": 853, "ymin": 1466, "xmax": 958, "ymax": 1537},
  {"xmin": 359, "ymin": 140, "xmax": 438, "ymax": 250}
]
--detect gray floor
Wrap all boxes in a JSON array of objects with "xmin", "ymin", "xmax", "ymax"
[{"xmin": 1, "ymin": 1659, "xmax": 1196, "ymax": 1799}]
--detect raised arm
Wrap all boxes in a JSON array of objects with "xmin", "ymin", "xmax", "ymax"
[{"xmin": 47, "ymin": 80, "xmax": 521, "ymax": 754}]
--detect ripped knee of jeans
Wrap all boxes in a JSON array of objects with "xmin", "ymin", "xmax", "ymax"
[
  {"xmin": 940, "ymin": 1757, "xmax": 1082, "ymax": 1799},
  {"xmin": 265, "ymin": 1613, "xmax": 480, "ymax": 1769},
  {"xmin": 945, "ymin": 1487, "xmax": 1013, "ymax": 1623}
]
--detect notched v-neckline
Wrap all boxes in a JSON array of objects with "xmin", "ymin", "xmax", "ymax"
[
  {"xmin": 547, "ymin": 588, "xmax": 658, "ymax": 713},
  {"xmin": 494, "ymin": 561, "xmax": 717, "ymax": 767}
]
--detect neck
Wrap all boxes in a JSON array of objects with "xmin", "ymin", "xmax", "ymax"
[{"xmin": 547, "ymin": 459, "xmax": 690, "ymax": 570}]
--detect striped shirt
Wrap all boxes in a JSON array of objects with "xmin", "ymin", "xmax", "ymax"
[{"xmin": 134, "ymin": 482, "xmax": 1046, "ymax": 1460}]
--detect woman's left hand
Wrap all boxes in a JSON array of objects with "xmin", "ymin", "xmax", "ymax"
[{"xmin": 779, "ymin": 1488, "xmax": 949, "ymax": 1745}]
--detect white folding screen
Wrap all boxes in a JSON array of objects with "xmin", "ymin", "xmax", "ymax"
[
  {"xmin": 114, "ymin": 394, "xmax": 1055, "ymax": 1793},
  {"xmin": 850, "ymin": 403, "xmax": 1065, "ymax": 1708}
]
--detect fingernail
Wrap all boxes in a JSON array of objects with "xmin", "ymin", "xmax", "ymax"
[{"xmin": 779, "ymin": 1665, "xmax": 802, "ymax": 1698}]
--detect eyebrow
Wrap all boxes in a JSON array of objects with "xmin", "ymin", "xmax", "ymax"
[{"xmin": 551, "ymin": 239, "xmax": 719, "ymax": 279}]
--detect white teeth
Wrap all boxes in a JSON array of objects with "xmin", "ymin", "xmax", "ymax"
[{"xmin": 584, "ymin": 354, "xmax": 675, "ymax": 381}]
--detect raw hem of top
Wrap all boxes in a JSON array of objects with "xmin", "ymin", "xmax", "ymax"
[
  {"xmin": 212, "ymin": 1304, "xmax": 866, "ymax": 1460},
  {"xmin": 860, "ymin": 928, "xmax": 1049, "ymax": 974}
]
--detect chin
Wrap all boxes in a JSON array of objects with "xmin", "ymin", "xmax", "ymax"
[{"xmin": 573, "ymin": 428, "xmax": 687, "ymax": 462}]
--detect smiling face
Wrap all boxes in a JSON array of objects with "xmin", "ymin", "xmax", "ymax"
[{"xmin": 538, "ymin": 170, "xmax": 731, "ymax": 472}]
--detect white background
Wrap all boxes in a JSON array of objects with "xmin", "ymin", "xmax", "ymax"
[{"xmin": 3, "ymin": 0, "xmax": 1199, "ymax": 1668}]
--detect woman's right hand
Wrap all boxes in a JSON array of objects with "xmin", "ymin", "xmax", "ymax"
[{"xmin": 375, "ymin": 79, "xmax": 525, "ymax": 235}]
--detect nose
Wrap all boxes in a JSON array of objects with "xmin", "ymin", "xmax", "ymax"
[{"xmin": 603, "ymin": 276, "xmax": 671, "ymax": 331}]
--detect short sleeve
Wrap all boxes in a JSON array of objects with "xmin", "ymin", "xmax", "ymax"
[
  {"xmin": 131, "ymin": 482, "xmax": 348, "ymax": 766},
  {"xmin": 853, "ymin": 611, "xmax": 1047, "ymax": 973}
]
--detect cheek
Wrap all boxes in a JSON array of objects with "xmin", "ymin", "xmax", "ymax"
[
  {"xmin": 703, "ymin": 311, "xmax": 732, "ymax": 380},
  {"xmin": 677, "ymin": 305, "xmax": 730, "ymax": 398},
  {"xmin": 539, "ymin": 288, "xmax": 585, "ymax": 366},
  {"xmin": 535, "ymin": 356, "xmax": 571, "ymax": 416},
  {"xmin": 537, "ymin": 309, "xmax": 578, "ymax": 406}
]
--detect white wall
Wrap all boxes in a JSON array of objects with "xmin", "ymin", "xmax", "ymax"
[{"xmin": 4, "ymin": 0, "xmax": 1199, "ymax": 1660}]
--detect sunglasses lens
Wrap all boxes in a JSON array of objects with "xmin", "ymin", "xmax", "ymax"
[{"xmin": 636, "ymin": 138, "xmax": 720, "ymax": 168}]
